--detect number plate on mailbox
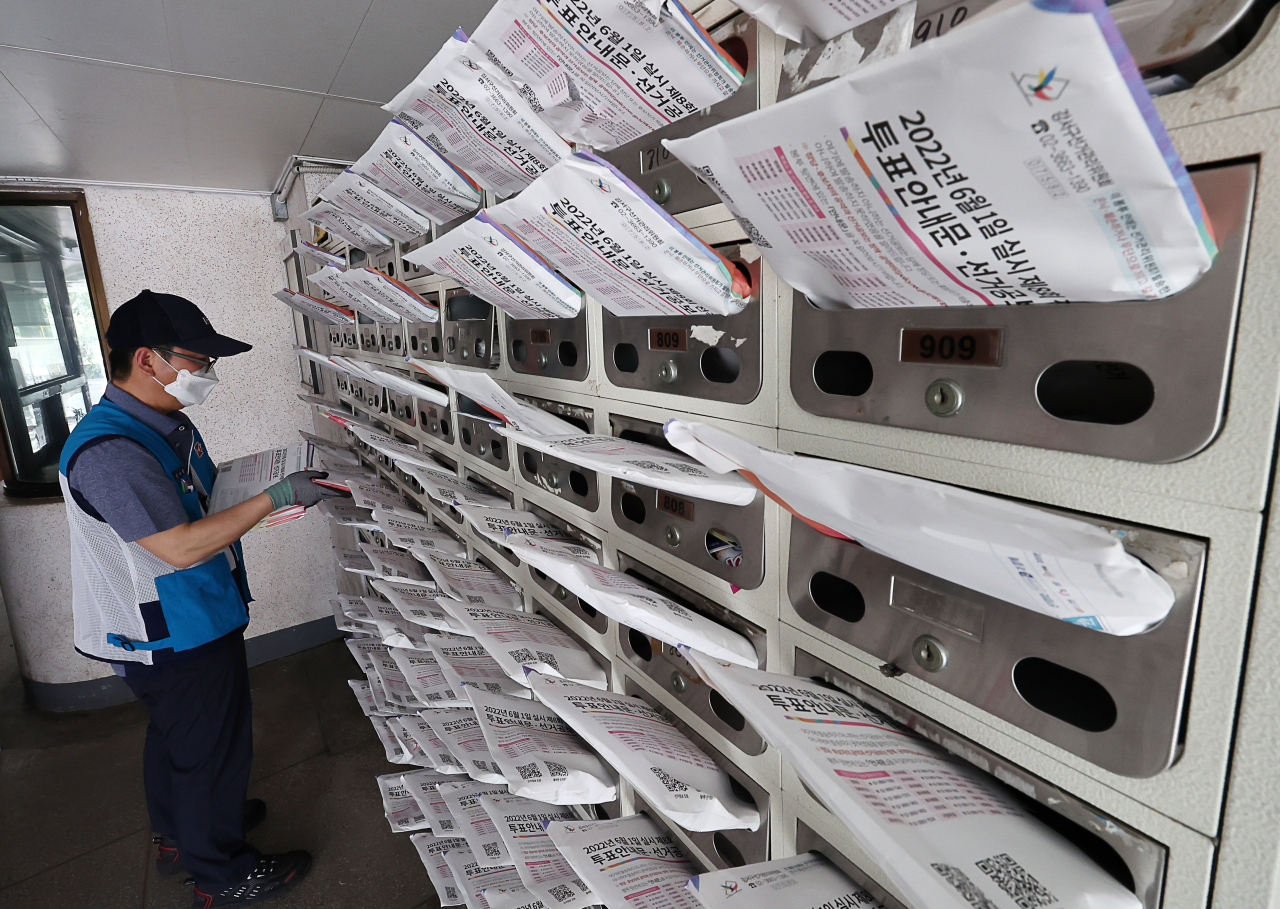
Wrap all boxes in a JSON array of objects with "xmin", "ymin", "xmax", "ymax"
[
  {"xmin": 900, "ymin": 328, "xmax": 1003, "ymax": 367},
  {"xmin": 649, "ymin": 328, "xmax": 688, "ymax": 351},
  {"xmin": 657, "ymin": 491, "xmax": 695, "ymax": 522}
]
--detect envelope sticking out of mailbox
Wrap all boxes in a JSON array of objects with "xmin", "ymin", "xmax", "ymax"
[
  {"xmin": 664, "ymin": 0, "xmax": 1216, "ymax": 309},
  {"xmin": 664, "ymin": 419, "xmax": 1175, "ymax": 635}
]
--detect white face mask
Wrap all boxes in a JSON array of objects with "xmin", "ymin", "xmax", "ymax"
[{"xmin": 152, "ymin": 350, "xmax": 220, "ymax": 407}]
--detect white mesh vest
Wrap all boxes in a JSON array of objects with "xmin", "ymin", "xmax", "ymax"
[{"xmin": 59, "ymin": 473, "xmax": 185, "ymax": 664}]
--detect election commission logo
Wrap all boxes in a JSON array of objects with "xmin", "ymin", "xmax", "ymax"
[
  {"xmin": 1013, "ymin": 67, "xmax": 1068, "ymax": 103},
  {"xmin": 720, "ymin": 881, "xmax": 740, "ymax": 896},
  {"xmin": 461, "ymin": 57, "xmax": 480, "ymax": 70},
  {"xmin": 485, "ymin": 235, "xmax": 499, "ymax": 246},
  {"xmin": 590, "ymin": 177, "xmax": 611, "ymax": 193}
]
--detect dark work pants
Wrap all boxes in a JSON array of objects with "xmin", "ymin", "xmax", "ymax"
[{"xmin": 123, "ymin": 639, "xmax": 259, "ymax": 888}]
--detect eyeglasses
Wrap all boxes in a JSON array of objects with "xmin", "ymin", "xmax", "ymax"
[{"xmin": 153, "ymin": 348, "xmax": 217, "ymax": 373}]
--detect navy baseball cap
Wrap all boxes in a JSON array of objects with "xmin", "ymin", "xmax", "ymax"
[{"xmin": 106, "ymin": 290, "xmax": 252, "ymax": 357}]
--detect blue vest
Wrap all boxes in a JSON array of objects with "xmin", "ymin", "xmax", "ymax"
[{"xmin": 60, "ymin": 398, "xmax": 251, "ymax": 653}]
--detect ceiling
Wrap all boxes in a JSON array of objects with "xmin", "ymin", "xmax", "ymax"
[{"xmin": 0, "ymin": 0, "xmax": 489, "ymax": 191}]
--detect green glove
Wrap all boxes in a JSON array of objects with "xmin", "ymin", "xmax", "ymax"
[{"xmin": 265, "ymin": 470, "xmax": 348, "ymax": 510}]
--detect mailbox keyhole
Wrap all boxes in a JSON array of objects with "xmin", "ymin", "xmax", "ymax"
[
  {"xmin": 490, "ymin": 441, "xmax": 503, "ymax": 461},
  {"xmin": 523, "ymin": 451, "xmax": 538, "ymax": 475},
  {"xmin": 1013, "ymin": 657, "xmax": 1117, "ymax": 732},
  {"xmin": 569, "ymin": 470, "xmax": 589, "ymax": 497},
  {"xmin": 558, "ymin": 341, "xmax": 579, "ymax": 367},
  {"xmin": 512, "ymin": 339, "xmax": 528, "ymax": 362},
  {"xmin": 461, "ymin": 427, "xmax": 472, "ymax": 446},
  {"xmin": 814, "ymin": 351, "xmax": 873, "ymax": 397}
]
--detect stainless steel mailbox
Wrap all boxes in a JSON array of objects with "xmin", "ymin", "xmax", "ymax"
[
  {"xmin": 603, "ymin": 245, "xmax": 762, "ymax": 403},
  {"xmin": 443, "ymin": 294, "xmax": 500, "ymax": 369},
  {"xmin": 408, "ymin": 289, "xmax": 445, "ymax": 362},
  {"xmin": 615, "ymin": 552, "xmax": 767, "ymax": 756},
  {"xmin": 794, "ymin": 649, "xmax": 1168, "ymax": 909},
  {"xmin": 599, "ymin": 13, "xmax": 764, "ymax": 216},
  {"xmin": 519, "ymin": 446, "xmax": 599, "ymax": 513},
  {"xmin": 788, "ymin": 162, "xmax": 1256, "ymax": 462},
  {"xmin": 523, "ymin": 503, "xmax": 609, "ymax": 634},
  {"xmin": 786, "ymin": 512, "xmax": 1205, "ymax": 778},
  {"xmin": 607, "ymin": 413, "xmax": 766, "ymax": 588},
  {"xmin": 626, "ymin": 680, "xmax": 771, "ymax": 868},
  {"xmin": 507, "ymin": 312, "xmax": 590, "ymax": 381},
  {"xmin": 457, "ymin": 400, "xmax": 511, "ymax": 470}
]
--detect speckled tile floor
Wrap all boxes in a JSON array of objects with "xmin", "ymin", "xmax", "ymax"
[{"xmin": 0, "ymin": 638, "xmax": 441, "ymax": 909}]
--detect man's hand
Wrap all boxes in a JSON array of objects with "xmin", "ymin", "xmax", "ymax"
[
  {"xmin": 265, "ymin": 470, "xmax": 351, "ymax": 511},
  {"xmin": 136, "ymin": 472, "xmax": 350, "ymax": 569}
]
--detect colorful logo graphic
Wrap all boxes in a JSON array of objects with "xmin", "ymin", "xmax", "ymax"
[
  {"xmin": 485, "ymin": 235, "xmax": 499, "ymax": 246},
  {"xmin": 193, "ymin": 441, "xmax": 205, "ymax": 459},
  {"xmin": 461, "ymin": 57, "xmax": 480, "ymax": 71},
  {"xmin": 1014, "ymin": 67, "xmax": 1068, "ymax": 103},
  {"xmin": 721, "ymin": 881, "xmax": 740, "ymax": 896},
  {"xmin": 590, "ymin": 177, "xmax": 611, "ymax": 193}
]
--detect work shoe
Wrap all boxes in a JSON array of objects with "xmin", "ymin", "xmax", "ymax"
[
  {"xmin": 153, "ymin": 800, "xmax": 269, "ymax": 877},
  {"xmin": 190, "ymin": 851, "xmax": 312, "ymax": 908}
]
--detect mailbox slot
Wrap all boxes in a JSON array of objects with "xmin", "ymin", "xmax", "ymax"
[
  {"xmin": 794, "ymin": 649, "xmax": 1167, "ymax": 909},
  {"xmin": 514, "ymin": 394, "xmax": 594, "ymax": 433},
  {"xmin": 626, "ymin": 680, "xmax": 770, "ymax": 868},
  {"xmin": 788, "ymin": 162, "xmax": 1256, "ymax": 462},
  {"xmin": 787, "ymin": 508, "xmax": 1204, "ymax": 778},
  {"xmin": 507, "ymin": 310, "xmax": 591, "ymax": 381},
  {"xmin": 793, "ymin": 821, "xmax": 909, "ymax": 909},
  {"xmin": 615, "ymin": 552, "xmax": 767, "ymax": 755},
  {"xmin": 603, "ymin": 244, "xmax": 762, "ymax": 403}
]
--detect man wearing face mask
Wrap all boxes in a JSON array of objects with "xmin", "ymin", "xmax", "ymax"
[{"xmin": 58, "ymin": 290, "xmax": 344, "ymax": 907}]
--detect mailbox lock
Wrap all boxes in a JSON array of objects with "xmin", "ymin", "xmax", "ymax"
[
  {"xmin": 912, "ymin": 635, "xmax": 948, "ymax": 672},
  {"xmin": 664, "ymin": 525, "xmax": 681, "ymax": 547},
  {"xmin": 658, "ymin": 360, "xmax": 678, "ymax": 384},
  {"xmin": 536, "ymin": 352, "xmax": 549, "ymax": 369},
  {"xmin": 670, "ymin": 671, "xmax": 687, "ymax": 694},
  {"xmin": 478, "ymin": 443, "xmax": 487, "ymax": 456},
  {"xmin": 546, "ymin": 471, "xmax": 562, "ymax": 491},
  {"xmin": 554, "ymin": 585, "xmax": 568, "ymax": 601},
  {"xmin": 925, "ymin": 379, "xmax": 963, "ymax": 417},
  {"xmin": 652, "ymin": 179, "xmax": 672, "ymax": 204}
]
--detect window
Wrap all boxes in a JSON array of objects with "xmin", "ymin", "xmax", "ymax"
[{"xmin": 0, "ymin": 193, "xmax": 110, "ymax": 497}]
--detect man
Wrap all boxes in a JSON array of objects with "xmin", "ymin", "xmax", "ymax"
[{"xmin": 58, "ymin": 290, "xmax": 346, "ymax": 907}]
